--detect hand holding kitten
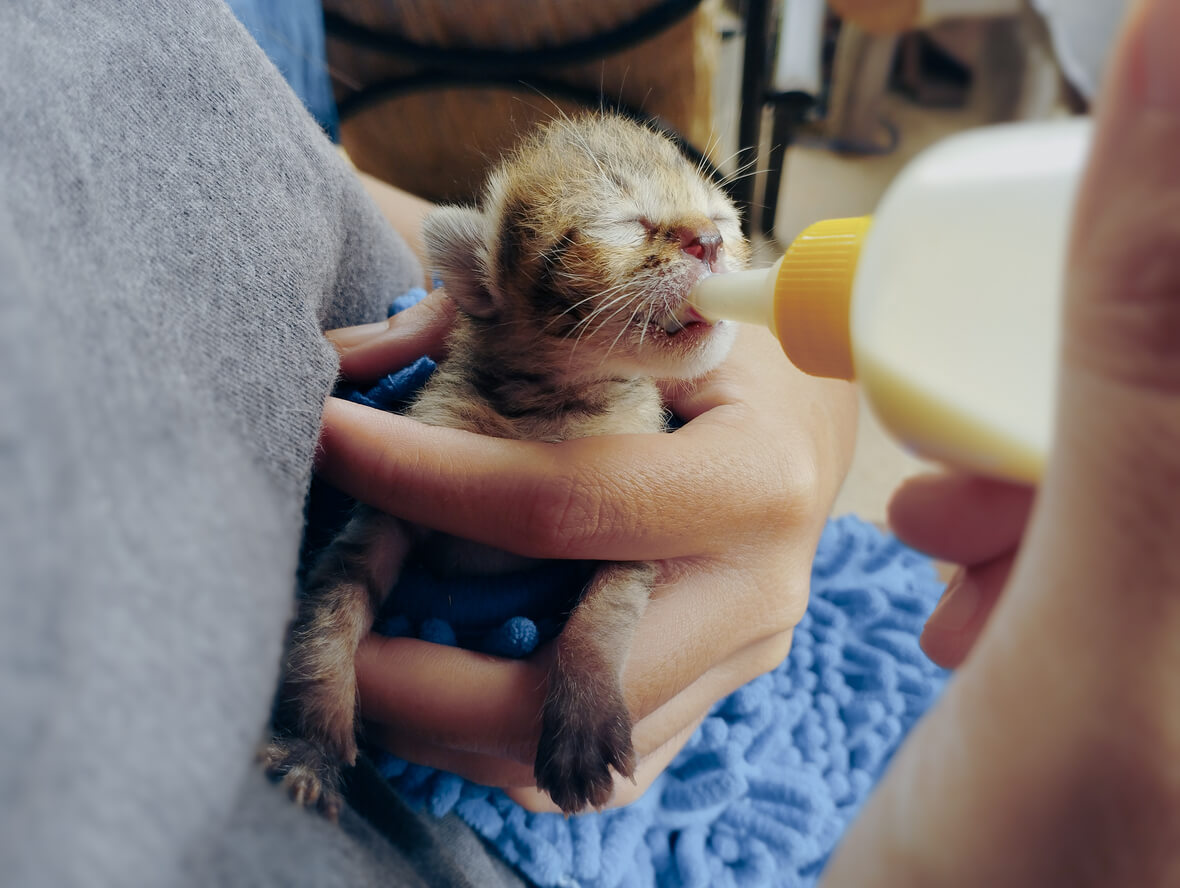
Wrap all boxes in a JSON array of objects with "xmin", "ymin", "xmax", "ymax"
[{"xmin": 320, "ymin": 291, "xmax": 857, "ymax": 810}]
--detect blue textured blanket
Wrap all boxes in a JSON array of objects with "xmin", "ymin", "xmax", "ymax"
[{"xmin": 333, "ymin": 290, "xmax": 949, "ymax": 888}]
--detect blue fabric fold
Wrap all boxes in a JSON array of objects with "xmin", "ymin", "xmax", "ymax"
[{"xmin": 335, "ymin": 292, "xmax": 949, "ymax": 887}]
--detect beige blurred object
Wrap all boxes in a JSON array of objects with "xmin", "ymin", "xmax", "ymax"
[
  {"xmin": 325, "ymin": 0, "xmax": 723, "ymax": 204},
  {"xmin": 829, "ymin": 0, "xmax": 1025, "ymax": 34},
  {"xmin": 827, "ymin": 0, "xmax": 921, "ymax": 35}
]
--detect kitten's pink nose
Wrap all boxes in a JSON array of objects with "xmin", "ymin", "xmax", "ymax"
[{"xmin": 678, "ymin": 225, "xmax": 722, "ymax": 267}]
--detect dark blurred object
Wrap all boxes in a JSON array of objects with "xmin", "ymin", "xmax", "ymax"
[{"xmin": 895, "ymin": 31, "xmax": 973, "ymax": 107}]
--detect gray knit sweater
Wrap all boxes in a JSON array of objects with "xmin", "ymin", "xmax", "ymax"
[{"xmin": 0, "ymin": 2, "xmax": 524, "ymax": 885}]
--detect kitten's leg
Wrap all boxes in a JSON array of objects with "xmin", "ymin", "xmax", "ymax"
[
  {"xmin": 262, "ymin": 507, "xmax": 410, "ymax": 819},
  {"xmin": 535, "ymin": 561, "xmax": 655, "ymax": 814}
]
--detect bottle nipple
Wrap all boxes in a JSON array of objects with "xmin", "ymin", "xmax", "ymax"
[{"xmin": 691, "ymin": 216, "xmax": 871, "ymax": 380}]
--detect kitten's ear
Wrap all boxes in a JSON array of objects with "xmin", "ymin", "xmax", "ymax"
[{"xmin": 423, "ymin": 206, "xmax": 498, "ymax": 319}]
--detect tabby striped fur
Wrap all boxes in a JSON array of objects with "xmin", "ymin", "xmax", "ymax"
[{"xmin": 265, "ymin": 113, "xmax": 749, "ymax": 816}]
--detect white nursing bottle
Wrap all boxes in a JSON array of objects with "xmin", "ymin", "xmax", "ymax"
[{"xmin": 692, "ymin": 118, "xmax": 1092, "ymax": 482}]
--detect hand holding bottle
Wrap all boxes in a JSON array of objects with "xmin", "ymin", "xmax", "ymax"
[{"xmin": 821, "ymin": 0, "xmax": 1180, "ymax": 883}]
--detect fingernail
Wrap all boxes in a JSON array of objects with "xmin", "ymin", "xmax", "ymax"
[
  {"xmin": 325, "ymin": 318, "xmax": 392, "ymax": 350},
  {"xmin": 1141, "ymin": 0, "xmax": 1180, "ymax": 111},
  {"xmin": 926, "ymin": 570, "xmax": 979, "ymax": 633}
]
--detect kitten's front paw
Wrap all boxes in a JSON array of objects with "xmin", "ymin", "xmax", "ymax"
[
  {"xmin": 261, "ymin": 736, "xmax": 345, "ymax": 821},
  {"xmin": 534, "ymin": 682, "xmax": 636, "ymax": 815}
]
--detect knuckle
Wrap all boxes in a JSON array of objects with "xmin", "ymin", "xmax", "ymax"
[
  {"xmin": 780, "ymin": 453, "xmax": 824, "ymax": 521},
  {"xmin": 749, "ymin": 630, "xmax": 797, "ymax": 678},
  {"xmin": 744, "ymin": 446, "xmax": 824, "ymax": 537},
  {"xmin": 739, "ymin": 548, "xmax": 813, "ymax": 634},
  {"xmin": 368, "ymin": 412, "xmax": 414, "ymax": 489},
  {"xmin": 776, "ymin": 581, "xmax": 812, "ymax": 629},
  {"xmin": 518, "ymin": 465, "xmax": 606, "ymax": 558},
  {"xmin": 765, "ymin": 565, "xmax": 812, "ymax": 630}
]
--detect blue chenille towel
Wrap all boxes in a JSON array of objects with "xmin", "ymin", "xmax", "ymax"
[{"xmin": 334, "ymin": 290, "xmax": 950, "ymax": 888}]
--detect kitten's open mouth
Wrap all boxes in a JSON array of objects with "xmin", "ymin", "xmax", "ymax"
[{"xmin": 652, "ymin": 303, "xmax": 710, "ymax": 336}]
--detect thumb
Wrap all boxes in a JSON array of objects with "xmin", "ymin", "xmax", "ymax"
[
  {"xmin": 1065, "ymin": 0, "xmax": 1180, "ymax": 398},
  {"xmin": 324, "ymin": 289, "xmax": 455, "ymax": 381},
  {"xmin": 1034, "ymin": 0, "xmax": 1180, "ymax": 606}
]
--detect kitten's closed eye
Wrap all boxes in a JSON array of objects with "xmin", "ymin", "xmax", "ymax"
[{"xmin": 589, "ymin": 217, "xmax": 650, "ymax": 248}]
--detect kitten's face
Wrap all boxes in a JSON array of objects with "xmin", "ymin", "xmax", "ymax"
[{"xmin": 426, "ymin": 115, "xmax": 750, "ymax": 381}]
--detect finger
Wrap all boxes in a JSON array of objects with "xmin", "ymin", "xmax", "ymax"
[
  {"xmin": 373, "ymin": 711, "xmax": 700, "ymax": 810},
  {"xmin": 318, "ymin": 317, "xmax": 852, "ymax": 562},
  {"xmin": 366, "ymin": 734, "xmax": 538, "ymax": 789},
  {"xmin": 355, "ymin": 634, "xmax": 546, "ymax": 763},
  {"xmin": 366, "ymin": 631, "xmax": 798, "ymax": 781},
  {"xmin": 379, "ymin": 632, "xmax": 762, "ymax": 810},
  {"xmin": 325, "ymin": 290, "xmax": 455, "ymax": 381},
  {"xmin": 466, "ymin": 625, "xmax": 783, "ymax": 811},
  {"xmin": 919, "ymin": 553, "xmax": 1014, "ymax": 670},
  {"xmin": 356, "ymin": 561, "xmax": 804, "ymax": 765},
  {"xmin": 316, "ymin": 397, "xmax": 804, "ymax": 561},
  {"xmin": 390, "ymin": 623, "xmax": 795, "ymax": 808},
  {"xmin": 623, "ymin": 594, "xmax": 800, "ymax": 743},
  {"xmin": 1064, "ymin": 0, "xmax": 1180, "ymax": 397},
  {"xmin": 887, "ymin": 473, "xmax": 1034, "ymax": 564}
]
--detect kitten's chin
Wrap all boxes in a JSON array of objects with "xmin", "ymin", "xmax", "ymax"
[{"xmin": 635, "ymin": 318, "xmax": 737, "ymax": 380}]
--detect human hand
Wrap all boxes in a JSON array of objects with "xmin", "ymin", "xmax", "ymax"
[
  {"xmin": 823, "ymin": 1, "xmax": 1180, "ymax": 883},
  {"xmin": 321, "ymin": 291, "xmax": 857, "ymax": 811}
]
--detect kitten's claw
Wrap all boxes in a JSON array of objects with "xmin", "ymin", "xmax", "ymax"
[
  {"xmin": 534, "ymin": 683, "xmax": 636, "ymax": 814},
  {"xmin": 261, "ymin": 736, "xmax": 344, "ymax": 821}
]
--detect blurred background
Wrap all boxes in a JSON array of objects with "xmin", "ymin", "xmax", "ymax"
[{"xmin": 233, "ymin": 0, "xmax": 1127, "ymax": 521}]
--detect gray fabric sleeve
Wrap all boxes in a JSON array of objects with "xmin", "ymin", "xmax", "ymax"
[{"xmin": 0, "ymin": 2, "xmax": 524, "ymax": 886}]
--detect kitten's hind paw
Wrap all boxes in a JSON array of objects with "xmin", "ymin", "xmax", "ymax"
[
  {"xmin": 261, "ymin": 736, "xmax": 345, "ymax": 821},
  {"xmin": 534, "ymin": 686, "xmax": 636, "ymax": 815}
]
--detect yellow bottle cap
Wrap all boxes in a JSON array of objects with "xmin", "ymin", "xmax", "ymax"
[{"xmin": 773, "ymin": 216, "xmax": 872, "ymax": 380}]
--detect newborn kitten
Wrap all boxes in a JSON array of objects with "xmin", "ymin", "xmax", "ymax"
[{"xmin": 264, "ymin": 113, "xmax": 750, "ymax": 817}]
